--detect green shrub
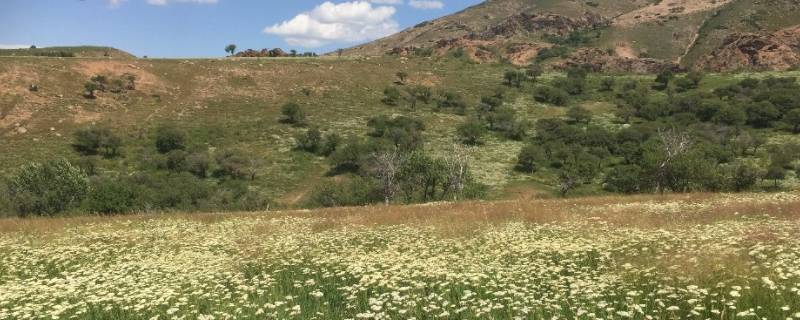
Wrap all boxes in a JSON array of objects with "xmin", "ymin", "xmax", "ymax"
[
  {"xmin": 320, "ymin": 132, "xmax": 342, "ymax": 157},
  {"xmin": 382, "ymin": 87, "xmax": 401, "ymax": 106},
  {"xmin": 128, "ymin": 172, "xmax": 210, "ymax": 211},
  {"xmin": 154, "ymin": 124, "xmax": 186, "ymax": 154},
  {"xmin": 6, "ymin": 160, "xmax": 89, "ymax": 217},
  {"xmin": 604, "ymin": 165, "xmax": 644, "ymax": 194},
  {"xmin": 84, "ymin": 178, "xmax": 137, "ymax": 215},
  {"xmin": 296, "ymin": 127, "xmax": 323, "ymax": 153},
  {"xmin": 566, "ymin": 106, "xmax": 592, "ymax": 124},
  {"xmin": 516, "ymin": 144, "xmax": 544, "ymax": 173},
  {"xmin": 534, "ymin": 86, "xmax": 568, "ymax": 106},
  {"xmin": 165, "ymin": 150, "xmax": 189, "ymax": 172},
  {"xmin": 308, "ymin": 177, "xmax": 381, "ymax": 208},
  {"xmin": 457, "ymin": 119, "xmax": 487, "ymax": 145},
  {"xmin": 280, "ymin": 102, "xmax": 306, "ymax": 125},
  {"xmin": 186, "ymin": 152, "xmax": 211, "ymax": 178},
  {"xmin": 215, "ymin": 150, "xmax": 251, "ymax": 180}
]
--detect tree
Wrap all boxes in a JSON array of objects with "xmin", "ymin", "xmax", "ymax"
[
  {"xmin": 296, "ymin": 127, "xmax": 323, "ymax": 153},
  {"xmin": 504, "ymin": 70, "xmax": 525, "ymax": 88},
  {"xmin": 225, "ymin": 44, "xmax": 237, "ymax": 56},
  {"xmin": 765, "ymin": 165, "xmax": 786, "ymax": 189},
  {"xmin": 651, "ymin": 129, "xmax": 692, "ymax": 194},
  {"xmin": 396, "ymin": 71, "xmax": 408, "ymax": 84},
  {"xmin": 215, "ymin": 150, "xmax": 250, "ymax": 180},
  {"xmin": 6, "ymin": 160, "xmax": 89, "ymax": 217},
  {"xmin": 533, "ymin": 86, "xmax": 568, "ymax": 106},
  {"xmin": 713, "ymin": 105, "xmax": 747, "ymax": 127},
  {"xmin": 567, "ymin": 106, "xmax": 592, "ymax": 124},
  {"xmin": 84, "ymin": 81, "xmax": 99, "ymax": 99},
  {"xmin": 526, "ymin": 64, "xmax": 544, "ymax": 83},
  {"xmin": 370, "ymin": 150, "xmax": 404, "ymax": 205},
  {"xmin": 320, "ymin": 132, "xmax": 342, "ymax": 157},
  {"xmin": 186, "ymin": 152, "xmax": 211, "ymax": 178},
  {"xmin": 405, "ymin": 86, "xmax": 432, "ymax": 110},
  {"xmin": 653, "ymin": 69, "xmax": 674, "ymax": 91},
  {"xmin": 84, "ymin": 178, "xmax": 137, "ymax": 215},
  {"xmin": 785, "ymin": 108, "xmax": 800, "ymax": 133},
  {"xmin": 457, "ymin": 119, "xmax": 487, "ymax": 146},
  {"xmin": 604, "ymin": 165, "xmax": 644, "ymax": 194},
  {"xmin": 745, "ymin": 101, "xmax": 780, "ymax": 128},
  {"xmin": 730, "ymin": 161, "xmax": 760, "ymax": 192},
  {"xmin": 599, "ymin": 77, "xmax": 616, "ymax": 92},
  {"xmin": 154, "ymin": 124, "xmax": 186, "ymax": 154},
  {"xmin": 516, "ymin": 144, "xmax": 544, "ymax": 173},
  {"xmin": 280, "ymin": 102, "xmax": 306, "ymax": 125},
  {"xmin": 73, "ymin": 127, "xmax": 122, "ymax": 158}
]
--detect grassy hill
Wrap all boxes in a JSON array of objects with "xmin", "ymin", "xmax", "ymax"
[
  {"xmin": 342, "ymin": 0, "xmax": 800, "ymax": 70},
  {"xmin": 0, "ymin": 46, "xmax": 136, "ymax": 59},
  {"xmin": 2, "ymin": 54, "xmax": 800, "ymax": 215}
]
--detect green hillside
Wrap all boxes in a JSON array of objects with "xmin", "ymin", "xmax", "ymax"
[{"xmin": 0, "ymin": 46, "xmax": 136, "ymax": 59}]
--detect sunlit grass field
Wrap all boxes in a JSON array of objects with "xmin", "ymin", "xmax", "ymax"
[{"xmin": 1, "ymin": 192, "xmax": 799, "ymax": 319}]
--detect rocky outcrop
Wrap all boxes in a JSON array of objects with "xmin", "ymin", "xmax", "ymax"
[
  {"xmin": 558, "ymin": 48, "xmax": 681, "ymax": 73},
  {"xmin": 698, "ymin": 26, "xmax": 800, "ymax": 71},
  {"xmin": 477, "ymin": 12, "xmax": 609, "ymax": 39}
]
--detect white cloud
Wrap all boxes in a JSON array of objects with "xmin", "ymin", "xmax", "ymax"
[
  {"xmin": 264, "ymin": 1, "xmax": 399, "ymax": 48},
  {"xmin": 369, "ymin": 0, "xmax": 403, "ymax": 4},
  {"xmin": 0, "ymin": 44, "xmax": 30, "ymax": 49},
  {"xmin": 408, "ymin": 0, "xmax": 443, "ymax": 9}
]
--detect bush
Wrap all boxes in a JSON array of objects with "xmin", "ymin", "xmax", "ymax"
[
  {"xmin": 186, "ymin": 152, "xmax": 211, "ymax": 178},
  {"xmin": 215, "ymin": 150, "xmax": 251, "ymax": 180},
  {"xmin": 457, "ymin": 119, "xmax": 487, "ymax": 145},
  {"xmin": 382, "ymin": 87, "xmax": 401, "ymax": 106},
  {"xmin": 154, "ymin": 124, "xmax": 186, "ymax": 154},
  {"xmin": 729, "ymin": 161, "xmax": 761, "ymax": 192},
  {"xmin": 129, "ymin": 172, "xmax": 210, "ymax": 211},
  {"xmin": 280, "ymin": 102, "xmax": 306, "ymax": 125},
  {"xmin": 308, "ymin": 177, "xmax": 381, "ymax": 208},
  {"xmin": 165, "ymin": 150, "xmax": 189, "ymax": 172},
  {"xmin": 73, "ymin": 127, "xmax": 122, "ymax": 158},
  {"xmin": 566, "ymin": 106, "xmax": 592, "ymax": 124},
  {"xmin": 604, "ymin": 165, "xmax": 644, "ymax": 194},
  {"xmin": 534, "ymin": 86, "xmax": 568, "ymax": 106},
  {"xmin": 84, "ymin": 178, "xmax": 137, "ymax": 215},
  {"xmin": 6, "ymin": 160, "xmax": 89, "ymax": 216},
  {"xmin": 320, "ymin": 132, "xmax": 342, "ymax": 157},
  {"xmin": 516, "ymin": 144, "xmax": 544, "ymax": 173},
  {"xmin": 296, "ymin": 127, "xmax": 322, "ymax": 153}
]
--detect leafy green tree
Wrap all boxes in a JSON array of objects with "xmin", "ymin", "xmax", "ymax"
[
  {"xmin": 6, "ymin": 160, "xmax": 89, "ymax": 216},
  {"xmin": 713, "ymin": 104, "xmax": 747, "ymax": 127},
  {"xmin": 457, "ymin": 119, "xmax": 487, "ymax": 145},
  {"xmin": 165, "ymin": 150, "xmax": 189, "ymax": 172},
  {"xmin": 533, "ymin": 86, "xmax": 568, "ymax": 106},
  {"xmin": 436, "ymin": 91, "xmax": 467, "ymax": 114},
  {"xmin": 604, "ymin": 165, "xmax": 644, "ymax": 194},
  {"xmin": 320, "ymin": 132, "xmax": 342, "ymax": 157},
  {"xmin": 765, "ymin": 165, "xmax": 786, "ymax": 189},
  {"xmin": 784, "ymin": 108, "xmax": 800, "ymax": 133},
  {"xmin": 280, "ymin": 102, "xmax": 306, "ymax": 125},
  {"xmin": 515, "ymin": 144, "xmax": 544, "ymax": 173},
  {"xmin": 504, "ymin": 70, "xmax": 526, "ymax": 88},
  {"xmin": 73, "ymin": 127, "xmax": 122, "ymax": 158},
  {"xmin": 225, "ymin": 44, "xmax": 237, "ymax": 56},
  {"xmin": 296, "ymin": 127, "xmax": 323, "ymax": 153},
  {"xmin": 745, "ymin": 101, "xmax": 780, "ymax": 128},
  {"xmin": 599, "ymin": 77, "xmax": 616, "ymax": 92},
  {"xmin": 84, "ymin": 82, "xmax": 99, "ymax": 99},
  {"xmin": 567, "ymin": 106, "xmax": 592, "ymax": 124},
  {"xmin": 729, "ymin": 161, "xmax": 761, "ymax": 192},
  {"xmin": 526, "ymin": 64, "xmax": 544, "ymax": 83},
  {"xmin": 154, "ymin": 124, "xmax": 186, "ymax": 154},
  {"xmin": 84, "ymin": 178, "xmax": 137, "ymax": 215},
  {"xmin": 653, "ymin": 69, "xmax": 674, "ymax": 91}
]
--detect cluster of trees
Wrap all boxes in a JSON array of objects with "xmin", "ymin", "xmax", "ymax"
[
  {"xmin": 2, "ymin": 124, "xmax": 269, "ymax": 217},
  {"xmin": 83, "ymin": 74, "xmax": 136, "ymax": 99},
  {"xmin": 288, "ymin": 108, "xmax": 487, "ymax": 207},
  {"xmin": 225, "ymin": 44, "xmax": 318, "ymax": 58},
  {"xmin": 510, "ymin": 70, "xmax": 800, "ymax": 196}
]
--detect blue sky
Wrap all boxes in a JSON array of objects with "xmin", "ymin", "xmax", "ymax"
[{"xmin": 0, "ymin": 0, "xmax": 482, "ymax": 58}]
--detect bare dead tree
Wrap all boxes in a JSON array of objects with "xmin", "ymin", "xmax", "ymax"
[
  {"xmin": 371, "ymin": 150, "xmax": 404, "ymax": 206},
  {"xmin": 655, "ymin": 128, "xmax": 692, "ymax": 194},
  {"xmin": 442, "ymin": 144, "xmax": 471, "ymax": 201}
]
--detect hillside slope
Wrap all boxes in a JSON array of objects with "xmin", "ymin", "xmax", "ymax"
[
  {"xmin": 342, "ymin": 0, "xmax": 800, "ymax": 71},
  {"xmin": 0, "ymin": 46, "xmax": 136, "ymax": 59}
]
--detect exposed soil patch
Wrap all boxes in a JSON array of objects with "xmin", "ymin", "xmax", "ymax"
[
  {"xmin": 73, "ymin": 61, "xmax": 165, "ymax": 92},
  {"xmin": 613, "ymin": 0, "xmax": 734, "ymax": 27}
]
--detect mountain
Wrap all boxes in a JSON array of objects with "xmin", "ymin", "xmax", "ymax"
[{"xmin": 342, "ymin": 0, "xmax": 800, "ymax": 71}]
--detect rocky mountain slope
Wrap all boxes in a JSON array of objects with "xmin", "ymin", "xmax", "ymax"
[{"xmin": 342, "ymin": 0, "xmax": 800, "ymax": 71}]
